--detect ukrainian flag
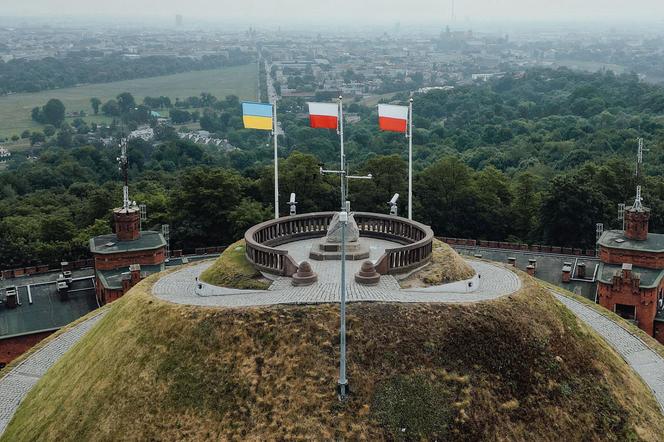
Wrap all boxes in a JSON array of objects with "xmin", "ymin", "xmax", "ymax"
[{"xmin": 242, "ymin": 102, "xmax": 273, "ymax": 131}]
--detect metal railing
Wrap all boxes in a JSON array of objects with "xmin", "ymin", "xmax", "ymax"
[{"xmin": 244, "ymin": 212, "xmax": 434, "ymax": 276}]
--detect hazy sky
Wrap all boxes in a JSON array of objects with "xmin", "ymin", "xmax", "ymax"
[{"xmin": 3, "ymin": 0, "xmax": 664, "ymax": 24}]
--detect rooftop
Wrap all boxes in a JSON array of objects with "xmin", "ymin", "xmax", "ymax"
[
  {"xmin": 97, "ymin": 264, "xmax": 165, "ymax": 290},
  {"xmin": 0, "ymin": 277, "xmax": 98, "ymax": 340},
  {"xmin": 89, "ymin": 231, "xmax": 166, "ymax": 255},
  {"xmin": 597, "ymin": 262, "xmax": 664, "ymax": 289},
  {"xmin": 598, "ymin": 229, "xmax": 664, "ymax": 254}
]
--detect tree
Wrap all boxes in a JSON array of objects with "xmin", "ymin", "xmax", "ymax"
[
  {"xmin": 30, "ymin": 131, "xmax": 46, "ymax": 146},
  {"xmin": 43, "ymin": 125, "xmax": 56, "ymax": 137},
  {"xmin": 90, "ymin": 97, "xmax": 101, "ymax": 115},
  {"xmin": 11, "ymin": 135, "xmax": 19, "ymax": 141},
  {"xmin": 42, "ymin": 99, "xmax": 66, "ymax": 126},
  {"xmin": 350, "ymin": 155, "xmax": 407, "ymax": 213},
  {"xmin": 170, "ymin": 167, "xmax": 249, "ymax": 247},
  {"xmin": 116, "ymin": 92, "xmax": 136, "ymax": 114},
  {"xmin": 101, "ymin": 99, "xmax": 120, "ymax": 117}
]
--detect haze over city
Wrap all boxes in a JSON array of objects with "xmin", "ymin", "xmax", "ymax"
[{"xmin": 3, "ymin": 0, "xmax": 664, "ymax": 24}]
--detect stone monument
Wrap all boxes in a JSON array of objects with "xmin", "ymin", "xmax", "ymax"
[{"xmin": 309, "ymin": 212, "xmax": 370, "ymax": 261}]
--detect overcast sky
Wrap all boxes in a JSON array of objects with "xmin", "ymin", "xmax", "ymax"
[{"xmin": 3, "ymin": 0, "xmax": 664, "ymax": 24}]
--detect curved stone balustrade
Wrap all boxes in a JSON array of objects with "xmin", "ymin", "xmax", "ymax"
[{"xmin": 244, "ymin": 212, "xmax": 434, "ymax": 276}]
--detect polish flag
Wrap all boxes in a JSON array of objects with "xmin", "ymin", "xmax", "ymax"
[
  {"xmin": 307, "ymin": 102, "xmax": 339, "ymax": 129},
  {"xmin": 378, "ymin": 104, "xmax": 409, "ymax": 133}
]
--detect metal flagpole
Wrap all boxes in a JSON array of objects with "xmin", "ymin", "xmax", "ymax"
[
  {"xmin": 339, "ymin": 95, "xmax": 345, "ymax": 210},
  {"xmin": 273, "ymin": 101, "xmax": 279, "ymax": 219},
  {"xmin": 408, "ymin": 98, "xmax": 413, "ymax": 220},
  {"xmin": 338, "ymin": 206, "xmax": 348, "ymax": 400}
]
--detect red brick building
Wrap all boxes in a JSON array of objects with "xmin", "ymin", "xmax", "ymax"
[
  {"xmin": 90, "ymin": 205, "xmax": 166, "ymax": 304},
  {"xmin": 597, "ymin": 198, "xmax": 664, "ymax": 344}
]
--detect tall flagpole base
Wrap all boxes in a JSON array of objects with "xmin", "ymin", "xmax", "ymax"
[{"xmin": 337, "ymin": 381, "xmax": 349, "ymax": 401}]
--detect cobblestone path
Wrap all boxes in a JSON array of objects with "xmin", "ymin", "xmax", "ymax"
[
  {"xmin": 552, "ymin": 291, "xmax": 664, "ymax": 413},
  {"xmin": 0, "ymin": 311, "xmax": 107, "ymax": 435},
  {"xmin": 153, "ymin": 259, "xmax": 521, "ymax": 307}
]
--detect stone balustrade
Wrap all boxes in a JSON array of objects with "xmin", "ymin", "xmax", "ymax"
[{"xmin": 244, "ymin": 212, "xmax": 434, "ymax": 276}]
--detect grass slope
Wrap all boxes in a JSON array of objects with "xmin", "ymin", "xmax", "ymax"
[
  {"xmin": 3, "ymin": 275, "xmax": 664, "ymax": 441},
  {"xmin": 199, "ymin": 239, "xmax": 271, "ymax": 290},
  {"xmin": 0, "ymin": 64, "xmax": 257, "ymax": 138},
  {"xmin": 400, "ymin": 239, "xmax": 476, "ymax": 288}
]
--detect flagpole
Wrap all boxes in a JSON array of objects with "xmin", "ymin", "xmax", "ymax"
[
  {"xmin": 339, "ymin": 95, "xmax": 345, "ymax": 210},
  {"xmin": 273, "ymin": 101, "xmax": 279, "ymax": 219},
  {"xmin": 408, "ymin": 98, "xmax": 413, "ymax": 220}
]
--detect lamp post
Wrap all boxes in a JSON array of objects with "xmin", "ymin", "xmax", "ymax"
[{"xmin": 320, "ymin": 166, "xmax": 372, "ymax": 401}]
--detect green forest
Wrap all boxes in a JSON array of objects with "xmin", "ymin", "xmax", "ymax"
[
  {"xmin": 2, "ymin": 67, "xmax": 664, "ymax": 268},
  {"xmin": 0, "ymin": 51, "xmax": 253, "ymax": 95}
]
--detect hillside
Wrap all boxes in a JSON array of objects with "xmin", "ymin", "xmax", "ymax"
[{"xmin": 2, "ymin": 274, "xmax": 664, "ymax": 441}]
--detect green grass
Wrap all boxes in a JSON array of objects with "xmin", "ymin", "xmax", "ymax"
[
  {"xmin": 554, "ymin": 59, "xmax": 628, "ymax": 75},
  {"xmin": 199, "ymin": 239, "xmax": 271, "ymax": 290},
  {"xmin": 0, "ymin": 64, "xmax": 258, "ymax": 138},
  {"xmin": 3, "ymin": 274, "xmax": 664, "ymax": 441}
]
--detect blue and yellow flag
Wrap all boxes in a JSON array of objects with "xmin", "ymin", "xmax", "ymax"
[{"xmin": 242, "ymin": 102, "xmax": 273, "ymax": 131}]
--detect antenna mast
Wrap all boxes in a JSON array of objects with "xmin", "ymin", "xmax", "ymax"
[
  {"xmin": 636, "ymin": 137, "xmax": 649, "ymax": 179},
  {"xmin": 633, "ymin": 185, "xmax": 643, "ymax": 211},
  {"xmin": 118, "ymin": 138, "xmax": 130, "ymax": 210}
]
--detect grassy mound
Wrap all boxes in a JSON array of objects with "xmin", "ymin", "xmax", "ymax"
[
  {"xmin": 400, "ymin": 238, "xmax": 476, "ymax": 288},
  {"xmin": 3, "ymin": 275, "xmax": 664, "ymax": 441},
  {"xmin": 199, "ymin": 239, "xmax": 271, "ymax": 289}
]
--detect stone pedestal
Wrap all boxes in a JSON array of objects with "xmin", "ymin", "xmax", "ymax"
[
  {"xmin": 292, "ymin": 261, "xmax": 318, "ymax": 286},
  {"xmin": 355, "ymin": 261, "xmax": 380, "ymax": 285},
  {"xmin": 310, "ymin": 212, "xmax": 370, "ymax": 261}
]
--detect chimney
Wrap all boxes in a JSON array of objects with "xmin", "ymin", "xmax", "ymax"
[
  {"xmin": 4, "ymin": 288, "xmax": 17, "ymax": 309},
  {"xmin": 526, "ymin": 265, "xmax": 535, "ymax": 276},
  {"xmin": 621, "ymin": 263, "xmax": 633, "ymax": 279},
  {"xmin": 576, "ymin": 262, "xmax": 586, "ymax": 279},
  {"xmin": 562, "ymin": 263, "xmax": 572, "ymax": 283},
  {"xmin": 129, "ymin": 264, "xmax": 142, "ymax": 285},
  {"xmin": 114, "ymin": 206, "xmax": 141, "ymax": 241}
]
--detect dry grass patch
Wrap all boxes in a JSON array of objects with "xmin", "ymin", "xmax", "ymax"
[
  {"xmin": 400, "ymin": 239, "xmax": 475, "ymax": 288},
  {"xmin": 3, "ymin": 274, "xmax": 664, "ymax": 441},
  {"xmin": 199, "ymin": 239, "xmax": 271, "ymax": 290}
]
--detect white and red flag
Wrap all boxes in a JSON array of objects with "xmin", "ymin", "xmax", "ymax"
[
  {"xmin": 307, "ymin": 102, "xmax": 339, "ymax": 129},
  {"xmin": 378, "ymin": 104, "xmax": 409, "ymax": 133}
]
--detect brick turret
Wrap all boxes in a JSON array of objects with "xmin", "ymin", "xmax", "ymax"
[
  {"xmin": 113, "ymin": 206, "xmax": 141, "ymax": 241},
  {"xmin": 624, "ymin": 206, "xmax": 650, "ymax": 241}
]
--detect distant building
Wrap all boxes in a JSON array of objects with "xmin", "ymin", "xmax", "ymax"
[
  {"xmin": 597, "ymin": 190, "xmax": 664, "ymax": 344},
  {"xmin": 175, "ymin": 14, "xmax": 183, "ymax": 27},
  {"xmin": 0, "ymin": 147, "xmax": 10, "ymax": 163}
]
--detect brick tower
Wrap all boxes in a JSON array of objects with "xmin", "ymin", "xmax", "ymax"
[{"xmin": 114, "ymin": 206, "xmax": 141, "ymax": 241}]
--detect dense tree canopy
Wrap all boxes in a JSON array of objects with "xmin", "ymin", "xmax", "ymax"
[{"xmin": 3, "ymin": 67, "xmax": 664, "ymax": 268}]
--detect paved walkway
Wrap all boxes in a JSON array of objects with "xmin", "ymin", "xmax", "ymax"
[
  {"xmin": 0, "ymin": 311, "xmax": 107, "ymax": 435},
  {"xmin": 153, "ymin": 259, "xmax": 521, "ymax": 307},
  {"xmin": 551, "ymin": 290, "xmax": 664, "ymax": 412}
]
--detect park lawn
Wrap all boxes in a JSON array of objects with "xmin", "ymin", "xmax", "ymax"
[{"xmin": 0, "ymin": 64, "xmax": 257, "ymax": 138}]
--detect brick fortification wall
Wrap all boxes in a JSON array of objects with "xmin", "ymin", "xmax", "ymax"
[{"xmin": 0, "ymin": 331, "xmax": 54, "ymax": 366}]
